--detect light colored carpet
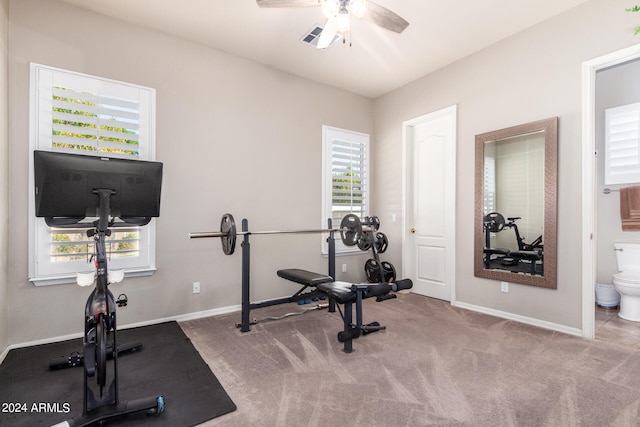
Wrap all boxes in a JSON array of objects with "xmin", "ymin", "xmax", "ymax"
[{"xmin": 180, "ymin": 293, "xmax": 640, "ymax": 426}]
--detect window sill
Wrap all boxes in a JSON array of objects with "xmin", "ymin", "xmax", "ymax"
[{"xmin": 30, "ymin": 268, "xmax": 157, "ymax": 287}]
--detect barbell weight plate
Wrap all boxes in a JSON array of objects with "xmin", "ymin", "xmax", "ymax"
[
  {"xmin": 484, "ymin": 212, "xmax": 505, "ymax": 233},
  {"xmin": 340, "ymin": 214, "xmax": 362, "ymax": 247},
  {"xmin": 364, "ymin": 258, "xmax": 380, "ymax": 283},
  {"xmin": 382, "ymin": 261, "xmax": 396, "ymax": 283},
  {"xmin": 220, "ymin": 213, "xmax": 237, "ymax": 255},
  {"xmin": 357, "ymin": 230, "xmax": 374, "ymax": 251},
  {"xmin": 368, "ymin": 216, "xmax": 380, "ymax": 231},
  {"xmin": 374, "ymin": 232, "xmax": 388, "ymax": 254}
]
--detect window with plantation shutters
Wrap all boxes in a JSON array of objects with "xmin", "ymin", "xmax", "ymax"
[
  {"xmin": 605, "ymin": 102, "xmax": 640, "ymax": 185},
  {"xmin": 322, "ymin": 126, "xmax": 370, "ymax": 253},
  {"xmin": 29, "ymin": 63, "xmax": 156, "ymax": 286},
  {"xmin": 483, "ymin": 156, "xmax": 496, "ymax": 215},
  {"xmin": 51, "ymin": 87, "xmax": 143, "ymax": 157}
]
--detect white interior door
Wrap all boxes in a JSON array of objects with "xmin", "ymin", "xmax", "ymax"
[{"xmin": 403, "ymin": 106, "xmax": 456, "ymax": 301}]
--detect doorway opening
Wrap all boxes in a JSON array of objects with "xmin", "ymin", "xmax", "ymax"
[{"xmin": 582, "ymin": 45, "xmax": 640, "ymax": 339}]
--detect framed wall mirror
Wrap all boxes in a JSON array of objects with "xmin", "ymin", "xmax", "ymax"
[{"xmin": 474, "ymin": 117, "xmax": 558, "ymax": 289}]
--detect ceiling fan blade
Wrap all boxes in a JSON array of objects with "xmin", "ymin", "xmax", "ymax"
[
  {"xmin": 361, "ymin": 1, "xmax": 409, "ymax": 33},
  {"xmin": 317, "ymin": 17, "xmax": 339, "ymax": 49},
  {"xmin": 256, "ymin": 0, "xmax": 320, "ymax": 7}
]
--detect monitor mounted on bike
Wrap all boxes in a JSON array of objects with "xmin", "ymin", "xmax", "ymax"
[{"xmin": 34, "ymin": 150, "xmax": 163, "ymax": 227}]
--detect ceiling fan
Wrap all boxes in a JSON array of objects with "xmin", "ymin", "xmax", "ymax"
[{"xmin": 256, "ymin": 0, "xmax": 409, "ymax": 49}]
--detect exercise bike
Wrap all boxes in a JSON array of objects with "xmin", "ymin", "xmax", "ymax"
[
  {"xmin": 83, "ymin": 193, "xmax": 119, "ymax": 410},
  {"xmin": 483, "ymin": 212, "xmax": 543, "ymax": 275},
  {"xmin": 49, "ymin": 191, "xmax": 165, "ymax": 427},
  {"xmin": 503, "ymin": 216, "xmax": 542, "ymax": 252},
  {"xmin": 34, "ymin": 150, "xmax": 165, "ymax": 427}
]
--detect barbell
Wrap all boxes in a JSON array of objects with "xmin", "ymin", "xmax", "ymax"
[{"xmin": 189, "ymin": 213, "xmax": 380, "ymax": 255}]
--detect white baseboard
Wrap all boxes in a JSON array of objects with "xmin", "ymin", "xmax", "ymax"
[
  {"xmin": 118, "ymin": 304, "xmax": 241, "ymax": 330},
  {"xmin": 452, "ymin": 301, "xmax": 583, "ymax": 337},
  {"xmin": 0, "ymin": 304, "xmax": 241, "ymax": 365}
]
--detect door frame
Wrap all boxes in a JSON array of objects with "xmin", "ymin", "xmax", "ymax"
[
  {"xmin": 402, "ymin": 105, "xmax": 457, "ymax": 303},
  {"xmin": 581, "ymin": 44, "xmax": 640, "ymax": 339}
]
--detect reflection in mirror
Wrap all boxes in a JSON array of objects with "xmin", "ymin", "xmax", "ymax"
[
  {"xmin": 474, "ymin": 118, "xmax": 557, "ymax": 289},
  {"xmin": 483, "ymin": 133, "xmax": 544, "ymax": 275}
]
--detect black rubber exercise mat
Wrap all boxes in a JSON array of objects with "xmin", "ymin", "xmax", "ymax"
[{"xmin": 0, "ymin": 321, "xmax": 236, "ymax": 426}]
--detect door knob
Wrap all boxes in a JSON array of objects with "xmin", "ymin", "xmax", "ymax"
[{"xmin": 410, "ymin": 228, "xmax": 416, "ymax": 234}]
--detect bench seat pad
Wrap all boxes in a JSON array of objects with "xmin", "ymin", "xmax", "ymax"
[
  {"xmin": 277, "ymin": 269, "xmax": 334, "ymax": 286},
  {"xmin": 277, "ymin": 269, "xmax": 392, "ymax": 304}
]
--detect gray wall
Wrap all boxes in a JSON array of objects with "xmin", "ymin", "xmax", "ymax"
[
  {"xmin": 373, "ymin": 0, "xmax": 638, "ymax": 330},
  {"xmin": 3, "ymin": 0, "xmax": 640, "ymax": 349},
  {"xmin": 7, "ymin": 0, "xmax": 373, "ymax": 344},
  {"xmin": 595, "ymin": 59, "xmax": 640, "ymax": 284},
  {"xmin": 0, "ymin": 0, "xmax": 8, "ymax": 355}
]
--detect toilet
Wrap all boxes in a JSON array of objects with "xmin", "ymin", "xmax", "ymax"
[{"xmin": 613, "ymin": 241, "xmax": 640, "ymax": 322}]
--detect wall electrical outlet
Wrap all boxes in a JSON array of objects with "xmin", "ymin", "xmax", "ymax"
[
  {"xmin": 501, "ymin": 281, "xmax": 509, "ymax": 293},
  {"xmin": 193, "ymin": 281, "xmax": 201, "ymax": 294},
  {"xmin": 342, "ymin": 264, "xmax": 347, "ymax": 273}
]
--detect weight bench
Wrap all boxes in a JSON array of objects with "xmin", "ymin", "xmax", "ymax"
[
  {"xmin": 277, "ymin": 268, "xmax": 413, "ymax": 353},
  {"xmin": 483, "ymin": 247, "xmax": 510, "ymax": 268},
  {"xmin": 508, "ymin": 250, "xmax": 543, "ymax": 275}
]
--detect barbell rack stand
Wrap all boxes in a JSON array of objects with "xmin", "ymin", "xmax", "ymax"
[
  {"xmin": 192, "ymin": 217, "xmax": 338, "ymax": 332},
  {"xmin": 241, "ymin": 218, "xmax": 337, "ymax": 332}
]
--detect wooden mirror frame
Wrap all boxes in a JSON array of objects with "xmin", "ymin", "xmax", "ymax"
[{"xmin": 474, "ymin": 117, "xmax": 558, "ymax": 289}]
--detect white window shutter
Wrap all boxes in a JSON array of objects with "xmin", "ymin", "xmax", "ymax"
[
  {"xmin": 322, "ymin": 126, "xmax": 370, "ymax": 253},
  {"xmin": 51, "ymin": 87, "xmax": 141, "ymax": 158},
  {"xmin": 605, "ymin": 102, "xmax": 640, "ymax": 185},
  {"xmin": 483, "ymin": 156, "xmax": 495, "ymax": 214},
  {"xmin": 29, "ymin": 63, "xmax": 156, "ymax": 285},
  {"xmin": 331, "ymin": 138, "xmax": 367, "ymax": 218}
]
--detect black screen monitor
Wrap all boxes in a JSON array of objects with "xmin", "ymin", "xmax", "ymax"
[{"xmin": 34, "ymin": 150, "xmax": 163, "ymax": 223}]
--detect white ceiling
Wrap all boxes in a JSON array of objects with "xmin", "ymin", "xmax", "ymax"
[{"xmin": 59, "ymin": 0, "xmax": 589, "ymax": 98}]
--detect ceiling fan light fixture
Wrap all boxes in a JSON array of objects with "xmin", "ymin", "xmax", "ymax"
[{"xmin": 336, "ymin": 9, "xmax": 350, "ymax": 32}]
